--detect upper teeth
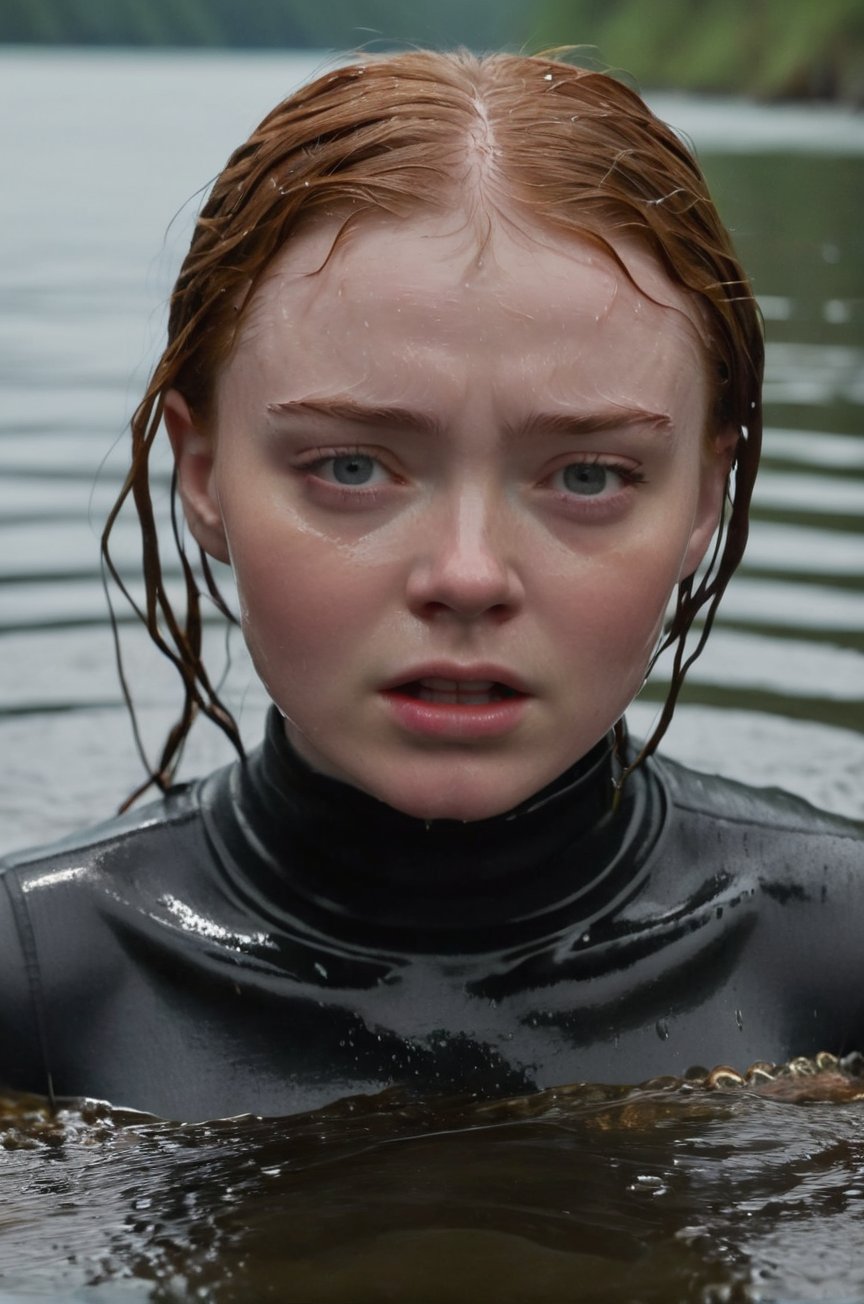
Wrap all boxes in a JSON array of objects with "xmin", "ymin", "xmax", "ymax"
[
  {"xmin": 411, "ymin": 677, "xmax": 508, "ymax": 705},
  {"xmin": 419, "ymin": 678, "xmax": 497, "ymax": 692}
]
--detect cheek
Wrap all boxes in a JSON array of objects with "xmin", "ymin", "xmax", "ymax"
[
  {"xmin": 225, "ymin": 520, "xmax": 394, "ymax": 676},
  {"xmin": 547, "ymin": 537, "xmax": 682, "ymax": 672}
]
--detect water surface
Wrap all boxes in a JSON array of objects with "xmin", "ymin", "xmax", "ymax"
[{"xmin": 2, "ymin": 1058, "xmax": 864, "ymax": 1303}]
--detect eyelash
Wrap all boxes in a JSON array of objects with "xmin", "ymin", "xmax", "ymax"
[
  {"xmin": 295, "ymin": 449, "xmax": 647, "ymax": 505},
  {"xmin": 295, "ymin": 447, "xmax": 398, "ymax": 503},
  {"xmin": 548, "ymin": 457, "xmax": 647, "ymax": 491}
]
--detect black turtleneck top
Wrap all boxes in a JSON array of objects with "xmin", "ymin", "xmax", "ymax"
[{"xmin": 0, "ymin": 709, "xmax": 861, "ymax": 1121}]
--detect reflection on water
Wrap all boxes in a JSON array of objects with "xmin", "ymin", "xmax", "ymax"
[{"xmin": 1, "ymin": 1056, "xmax": 863, "ymax": 1303}]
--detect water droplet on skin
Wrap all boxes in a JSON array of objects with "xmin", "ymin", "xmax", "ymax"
[
  {"xmin": 736, "ymin": 1008, "xmax": 744, "ymax": 1030},
  {"xmin": 656, "ymin": 1019, "xmax": 670, "ymax": 1041}
]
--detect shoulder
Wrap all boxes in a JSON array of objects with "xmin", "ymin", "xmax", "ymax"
[
  {"xmin": 0, "ymin": 782, "xmax": 204, "ymax": 884},
  {"xmin": 0, "ymin": 781, "xmax": 214, "ymax": 1063},
  {"xmin": 0, "ymin": 779, "xmax": 224, "ymax": 1099},
  {"xmin": 620, "ymin": 755, "xmax": 864, "ymax": 981},
  {"xmin": 648, "ymin": 751, "xmax": 863, "ymax": 872},
  {"xmin": 0, "ymin": 778, "xmax": 221, "ymax": 941},
  {"xmin": 654, "ymin": 753, "xmax": 861, "ymax": 837}
]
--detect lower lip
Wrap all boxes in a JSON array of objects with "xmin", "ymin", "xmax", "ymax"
[{"xmin": 381, "ymin": 690, "xmax": 528, "ymax": 739}]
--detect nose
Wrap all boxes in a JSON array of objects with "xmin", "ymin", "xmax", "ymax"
[{"xmin": 405, "ymin": 486, "xmax": 524, "ymax": 623}]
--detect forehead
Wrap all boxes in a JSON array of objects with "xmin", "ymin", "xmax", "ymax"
[{"xmin": 220, "ymin": 207, "xmax": 709, "ymax": 412}]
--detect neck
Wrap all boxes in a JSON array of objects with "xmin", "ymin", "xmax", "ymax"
[{"xmin": 201, "ymin": 707, "xmax": 660, "ymax": 953}]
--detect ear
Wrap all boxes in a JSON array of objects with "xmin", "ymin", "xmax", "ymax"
[
  {"xmin": 163, "ymin": 390, "xmax": 231, "ymax": 564},
  {"xmin": 678, "ymin": 425, "xmax": 740, "ymax": 581}
]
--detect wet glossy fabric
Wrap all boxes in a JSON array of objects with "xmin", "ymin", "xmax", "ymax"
[{"xmin": 0, "ymin": 709, "xmax": 862, "ymax": 1121}]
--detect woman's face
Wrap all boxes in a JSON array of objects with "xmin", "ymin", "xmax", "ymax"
[{"xmin": 168, "ymin": 209, "xmax": 731, "ymax": 821}]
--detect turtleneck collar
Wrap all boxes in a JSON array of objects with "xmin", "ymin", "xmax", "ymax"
[{"xmin": 200, "ymin": 707, "xmax": 663, "ymax": 953}]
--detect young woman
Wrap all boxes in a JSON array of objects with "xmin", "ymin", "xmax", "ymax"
[{"xmin": 1, "ymin": 51, "xmax": 861, "ymax": 1122}]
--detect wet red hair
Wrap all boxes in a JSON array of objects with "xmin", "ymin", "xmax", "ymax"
[{"xmin": 102, "ymin": 49, "xmax": 763, "ymax": 804}]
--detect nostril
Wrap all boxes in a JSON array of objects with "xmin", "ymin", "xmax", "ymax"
[
  {"xmin": 405, "ymin": 537, "xmax": 524, "ymax": 620},
  {"xmin": 414, "ymin": 598, "xmax": 517, "ymax": 624}
]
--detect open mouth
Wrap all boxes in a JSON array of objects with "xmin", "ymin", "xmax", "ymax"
[{"xmin": 394, "ymin": 678, "xmax": 524, "ymax": 706}]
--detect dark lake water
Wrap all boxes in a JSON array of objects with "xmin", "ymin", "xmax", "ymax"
[
  {"xmin": 2, "ymin": 1058, "xmax": 864, "ymax": 1303},
  {"xmin": 0, "ymin": 48, "xmax": 863, "ymax": 1303}
]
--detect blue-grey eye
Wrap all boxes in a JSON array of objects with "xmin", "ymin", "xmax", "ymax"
[
  {"xmin": 330, "ymin": 454, "xmax": 376, "ymax": 485},
  {"xmin": 561, "ymin": 463, "xmax": 607, "ymax": 496}
]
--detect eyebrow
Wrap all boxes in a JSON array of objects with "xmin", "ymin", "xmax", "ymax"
[
  {"xmin": 266, "ymin": 397, "xmax": 441, "ymax": 435},
  {"xmin": 506, "ymin": 407, "xmax": 673, "ymax": 441},
  {"xmin": 266, "ymin": 397, "xmax": 672, "ymax": 440}
]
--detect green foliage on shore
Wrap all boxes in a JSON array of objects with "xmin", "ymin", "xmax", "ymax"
[
  {"xmin": 0, "ymin": 0, "xmax": 532, "ymax": 54},
  {"xmin": 535, "ymin": 0, "xmax": 864, "ymax": 101},
  {"xmin": 3, "ymin": 0, "xmax": 862, "ymax": 100}
]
